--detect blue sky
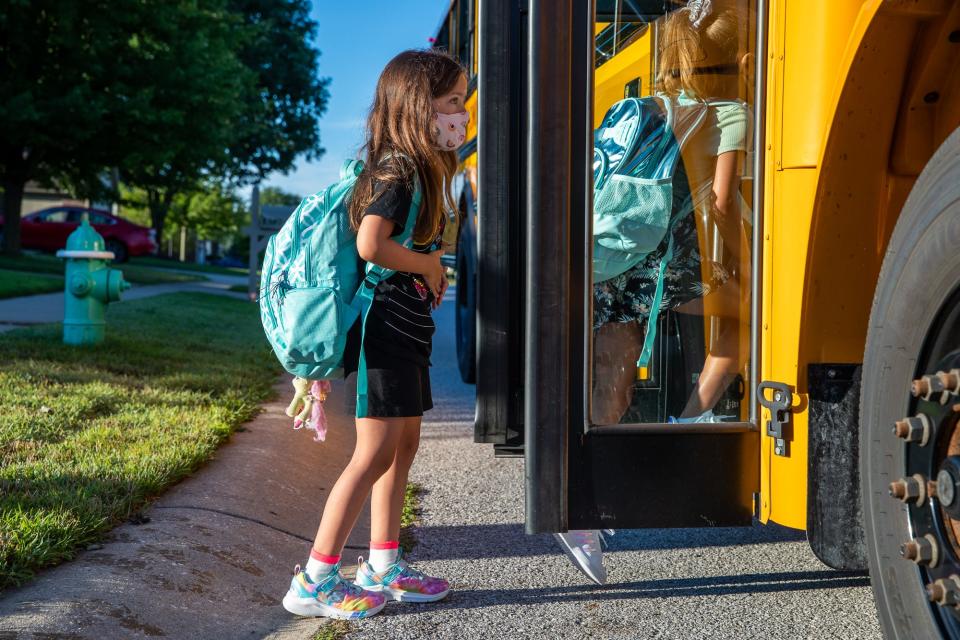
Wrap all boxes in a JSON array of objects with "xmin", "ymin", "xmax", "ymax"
[{"xmin": 262, "ymin": 1, "xmax": 447, "ymax": 198}]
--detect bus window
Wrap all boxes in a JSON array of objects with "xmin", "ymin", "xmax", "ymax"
[
  {"xmin": 457, "ymin": 0, "xmax": 475, "ymax": 76},
  {"xmin": 434, "ymin": 14, "xmax": 450, "ymax": 52},
  {"xmin": 589, "ymin": 0, "xmax": 757, "ymax": 428}
]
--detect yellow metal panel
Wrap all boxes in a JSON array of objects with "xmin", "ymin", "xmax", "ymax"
[
  {"xmin": 760, "ymin": 168, "xmax": 816, "ymax": 529},
  {"xmin": 593, "ymin": 29, "xmax": 653, "ymax": 126},
  {"xmin": 759, "ymin": 0, "xmax": 884, "ymax": 529},
  {"xmin": 780, "ymin": 1, "xmax": 866, "ymax": 168}
]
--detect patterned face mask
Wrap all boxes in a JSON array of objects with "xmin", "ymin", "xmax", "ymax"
[{"xmin": 432, "ymin": 110, "xmax": 469, "ymax": 150}]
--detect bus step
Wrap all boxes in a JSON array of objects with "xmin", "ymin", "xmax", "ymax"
[{"xmin": 494, "ymin": 444, "xmax": 525, "ymax": 458}]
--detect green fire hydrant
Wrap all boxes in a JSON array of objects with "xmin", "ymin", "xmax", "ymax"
[{"xmin": 56, "ymin": 215, "xmax": 131, "ymax": 345}]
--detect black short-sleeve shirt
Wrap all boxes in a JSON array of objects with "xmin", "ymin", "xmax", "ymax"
[{"xmin": 343, "ymin": 178, "xmax": 445, "ymax": 370}]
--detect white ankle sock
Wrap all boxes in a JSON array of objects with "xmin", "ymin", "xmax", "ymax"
[
  {"xmin": 305, "ymin": 550, "xmax": 340, "ymax": 582},
  {"xmin": 368, "ymin": 542, "xmax": 399, "ymax": 572}
]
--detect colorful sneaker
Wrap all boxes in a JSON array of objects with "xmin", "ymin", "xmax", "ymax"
[
  {"xmin": 282, "ymin": 564, "xmax": 386, "ymax": 619},
  {"xmin": 354, "ymin": 550, "xmax": 450, "ymax": 603},
  {"xmin": 554, "ymin": 530, "xmax": 607, "ymax": 585}
]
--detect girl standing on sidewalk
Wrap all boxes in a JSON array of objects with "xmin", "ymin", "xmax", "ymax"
[{"xmin": 282, "ymin": 49, "xmax": 468, "ymax": 620}]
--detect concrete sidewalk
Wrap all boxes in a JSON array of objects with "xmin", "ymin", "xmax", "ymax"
[
  {"xmin": 0, "ymin": 280, "xmax": 249, "ymax": 332},
  {"xmin": 0, "ymin": 377, "xmax": 364, "ymax": 639}
]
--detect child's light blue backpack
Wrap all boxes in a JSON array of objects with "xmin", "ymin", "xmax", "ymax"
[
  {"xmin": 259, "ymin": 159, "xmax": 419, "ymax": 394},
  {"xmin": 592, "ymin": 95, "xmax": 724, "ymax": 367}
]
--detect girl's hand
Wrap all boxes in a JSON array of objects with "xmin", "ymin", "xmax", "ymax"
[
  {"xmin": 433, "ymin": 276, "xmax": 449, "ymax": 309},
  {"xmin": 422, "ymin": 249, "xmax": 445, "ymax": 300}
]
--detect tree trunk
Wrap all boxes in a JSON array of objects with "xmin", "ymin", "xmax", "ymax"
[
  {"xmin": 147, "ymin": 188, "xmax": 176, "ymax": 248},
  {"xmin": 1, "ymin": 178, "xmax": 25, "ymax": 257}
]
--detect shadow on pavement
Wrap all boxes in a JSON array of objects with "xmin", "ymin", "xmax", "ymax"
[
  {"xmin": 370, "ymin": 570, "xmax": 869, "ymax": 619},
  {"xmin": 411, "ymin": 521, "xmax": 807, "ymax": 560}
]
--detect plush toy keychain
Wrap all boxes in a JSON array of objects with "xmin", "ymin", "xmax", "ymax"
[{"xmin": 285, "ymin": 377, "xmax": 332, "ymax": 442}]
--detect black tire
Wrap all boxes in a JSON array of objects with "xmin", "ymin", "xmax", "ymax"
[
  {"xmin": 455, "ymin": 229, "xmax": 477, "ymax": 384},
  {"xmin": 106, "ymin": 239, "xmax": 128, "ymax": 263},
  {"xmin": 860, "ymin": 127, "xmax": 960, "ymax": 639}
]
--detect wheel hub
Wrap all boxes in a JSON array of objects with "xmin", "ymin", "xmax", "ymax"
[{"xmin": 890, "ymin": 359, "xmax": 960, "ymax": 626}]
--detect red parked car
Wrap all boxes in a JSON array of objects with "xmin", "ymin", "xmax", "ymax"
[{"xmin": 0, "ymin": 206, "xmax": 156, "ymax": 262}]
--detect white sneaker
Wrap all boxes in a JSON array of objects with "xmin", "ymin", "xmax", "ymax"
[
  {"xmin": 668, "ymin": 409, "xmax": 734, "ymax": 424},
  {"xmin": 553, "ymin": 530, "xmax": 607, "ymax": 585}
]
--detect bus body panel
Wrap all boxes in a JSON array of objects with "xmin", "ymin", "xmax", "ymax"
[{"xmin": 761, "ymin": 0, "xmax": 960, "ymax": 532}]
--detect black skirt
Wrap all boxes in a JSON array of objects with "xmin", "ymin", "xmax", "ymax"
[{"xmin": 342, "ymin": 319, "xmax": 433, "ymax": 418}]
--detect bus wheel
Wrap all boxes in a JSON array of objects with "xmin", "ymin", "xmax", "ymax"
[
  {"xmin": 861, "ymin": 127, "xmax": 960, "ymax": 639},
  {"xmin": 455, "ymin": 231, "xmax": 477, "ymax": 384}
]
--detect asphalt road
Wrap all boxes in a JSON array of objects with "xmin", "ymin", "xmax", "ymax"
[{"xmin": 349, "ymin": 288, "xmax": 884, "ymax": 639}]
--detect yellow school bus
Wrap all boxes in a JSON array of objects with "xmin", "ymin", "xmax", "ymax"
[
  {"xmin": 430, "ymin": 1, "xmax": 482, "ymax": 387},
  {"xmin": 446, "ymin": 0, "xmax": 960, "ymax": 637}
]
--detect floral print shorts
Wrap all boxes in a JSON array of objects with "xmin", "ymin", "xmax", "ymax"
[{"xmin": 592, "ymin": 213, "xmax": 730, "ymax": 329}]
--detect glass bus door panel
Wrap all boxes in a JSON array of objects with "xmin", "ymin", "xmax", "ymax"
[
  {"xmin": 589, "ymin": 0, "xmax": 758, "ymax": 430},
  {"xmin": 522, "ymin": 0, "xmax": 762, "ymax": 533}
]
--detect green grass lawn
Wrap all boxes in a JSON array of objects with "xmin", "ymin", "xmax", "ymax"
[
  {"xmin": 0, "ymin": 269, "xmax": 64, "ymax": 299},
  {"xmin": 0, "ymin": 293, "xmax": 282, "ymax": 590},
  {"xmin": 132, "ymin": 256, "xmax": 249, "ymax": 277},
  {"xmin": 0, "ymin": 253, "xmax": 206, "ymax": 285}
]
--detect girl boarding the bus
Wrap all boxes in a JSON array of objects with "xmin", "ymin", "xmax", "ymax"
[
  {"xmin": 281, "ymin": 49, "xmax": 468, "ymax": 619},
  {"xmin": 559, "ymin": 0, "xmax": 753, "ymax": 584},
  {"xmin": 592, "ymin": 0, "xmax": 752, "ymax": 428}
]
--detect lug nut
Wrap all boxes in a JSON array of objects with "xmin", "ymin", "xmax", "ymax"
[
  {"xmin": 928, "ymin": 581, "xmax": 946, "ymax": 603},
  {"xmin": 901, "ymin": 534, "xmax": 940, "ymax": 567},
  {"xmin": 892, "ymin": 414, "xmax": 931, "ymax": 446},
  {"xmin": 928, "ymin": 575, "xmax": 960, "ymax": 606},
  {"xmin": 939, "ymin": 369, "xmax": 960, "ymax": 398},
  {"xmin": 927, "ymin": 574, "xmax": 960, "ymax": 607},
  {"xmin": 913, "ymin": 374, "xmax": 947, "ymax": 401},
  {"xmin": 890, "ymin": 474, "xmax": 928, "ymax": 505}
]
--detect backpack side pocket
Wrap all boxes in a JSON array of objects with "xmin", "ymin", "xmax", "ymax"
[
  {"xmin": 279, "ymin": 285, "xmax": 343, "ymax": 379},
  {"xmin": 593, "ymin": 174, "xmax": 673, "ymax": 255}
]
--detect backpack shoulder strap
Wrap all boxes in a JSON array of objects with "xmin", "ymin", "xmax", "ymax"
[{"xmin": 351, "ymin": 175, "xmax": 422, "ymax": 306}]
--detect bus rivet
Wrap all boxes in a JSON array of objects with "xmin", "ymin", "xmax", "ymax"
[{"xmin": 924, "ymin": 91, "xmax": 940, "ymax": 104}]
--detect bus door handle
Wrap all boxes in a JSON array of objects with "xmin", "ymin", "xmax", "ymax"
[{"xmin": 758, "ymin": 380, "xmax": 793, "ymax": 457}]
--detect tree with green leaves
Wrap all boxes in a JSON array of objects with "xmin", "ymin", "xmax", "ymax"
[
  {"xmin": 114, "ymin": 0, "xmax": 253, "ymax": 247},
  {"xmin": 0, "ymin": 1, "xmax": 157, "ymax": 255},
  {"xmin": 225, "ymin": 0, "xmax": 329, "ymax": 183},
  {"xmin": 0, "ymin": 0, "xmax": 328, "ymax": 256},
  {"xmin": 126, "ymin": 0, "xmax": 328, "ymax": 247},
  {"xmin": 260, "ymin": 186, "xmax": 304, "ymax": 207}
]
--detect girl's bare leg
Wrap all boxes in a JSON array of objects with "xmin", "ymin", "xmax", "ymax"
[
  {"xmin": 591, "ymin": 321, "xmax": 643, "ymax": 425},
  {"xmin": 370, "ymin": 417, "xmax": 422, "ymax": 543},
  {"xmin": 679, "ymin": 317, "xmax": 739, "ymax": 418},
  {"xmin": 312, "ymin": 416, "xmax": 405, "ymax": 556}
]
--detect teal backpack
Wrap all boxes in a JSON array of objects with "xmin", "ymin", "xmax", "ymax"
[
  {"xmin": 259, "ymin": 159, "xmax": 420, "ymax": 416},
  {"xmin": 592, "ymin": 94, "xmax": 740, "ymax": 368}
]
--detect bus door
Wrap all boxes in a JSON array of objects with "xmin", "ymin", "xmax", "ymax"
[
  {"xmin": 474, "ymin": 0, "xmax": 528, "ymax": 455},
  {"xmin": 524, "ymin": 0, "xmax": 764, "ymax": 532}
]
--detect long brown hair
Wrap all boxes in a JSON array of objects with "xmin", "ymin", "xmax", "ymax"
[{"xmin": 349, "ymin": 49, "xmax": 465, "ymax": 245}]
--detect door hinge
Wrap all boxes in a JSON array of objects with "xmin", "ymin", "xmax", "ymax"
[{"xmin": 758, "ymin": 380, "xmax": 793, "ymax": 457}]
